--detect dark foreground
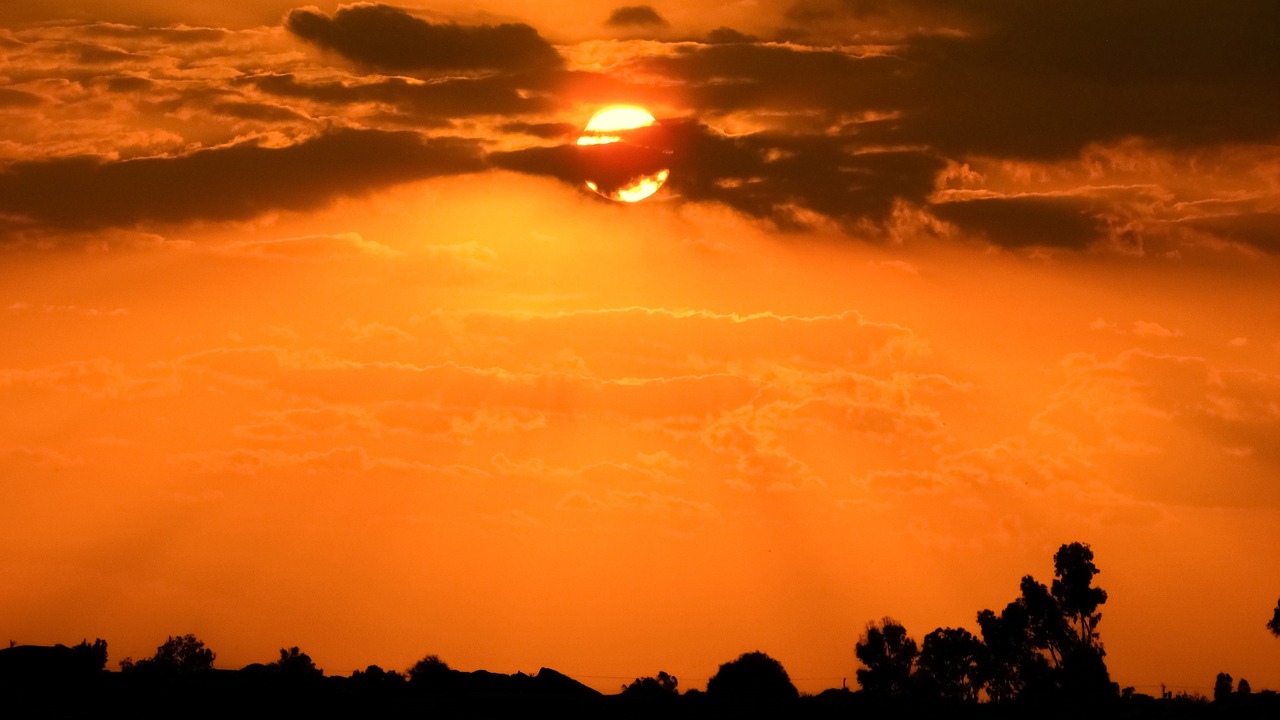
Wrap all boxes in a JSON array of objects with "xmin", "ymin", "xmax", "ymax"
[{"xmin": 3, "ymin": 666, "xmax": 1278, "ymax": 720}]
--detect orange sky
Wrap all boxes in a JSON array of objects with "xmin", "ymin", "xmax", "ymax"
[{"xmin": 2, "ymin": 0, "xmax": 1278, "ymax": 696}]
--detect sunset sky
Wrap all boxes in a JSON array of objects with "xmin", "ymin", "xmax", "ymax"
[{"xmin": 2, "ymin": 0, "xmax": 1278, "ymax": 695}]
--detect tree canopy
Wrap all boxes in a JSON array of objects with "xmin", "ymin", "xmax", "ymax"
[
  {"xmin": 855, "ymin": 618, "xmax": 918, "ymax": 700},
  {"xmin": 854, "ymin": 542, "xmax": 1117, "ymax": 706},
  {"xmin": 621, "ymin": 670, "xmax": 678, "ymax": 699},
  {"xmin": 706, "ymin": 651, "xmax": 799, "ymax": 706},
  {"xmin": 121, "ymin": 634, "xmax": 215, "ymax": 674},
  {"xmin": 269, "ymin": 646, "xmax": 322, "ymax": 678}
]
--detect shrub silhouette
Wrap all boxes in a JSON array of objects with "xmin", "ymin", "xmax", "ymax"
[
  {"xmin": 269, "ymin": 646, "xmax": 322, "ymax": 678},
  {"xmin": 350, "ymin": 664, "xmax": 405, "ymax": 685},
  {"xmin": 120, "ymin": 634, "xmax": 214, "ymax": 674},
  {"xmin": 70, "ymin": 639, "xmax": 108, "ymax": 673},
  {"xmin": 706, "ymin": 651, "xmax": 798, "ymax": 706},
  {"xmin": 407, "ymin": 653, "xmax": 451, "ymax": 688},
  {"xmin": 621, "ymin": 670, "xmax": 678, "ymax": 699}
]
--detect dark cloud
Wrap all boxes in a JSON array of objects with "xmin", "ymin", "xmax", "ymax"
[
  {"xmin": 0, "ymin": 88, "xmax": 44, "ymax": 107},
  {"xmin": 644, "ymin": 2, "xmax": 1279, "ymax": 159},
  {"xmin": 104, "ymin": 76, "xmax": 154, "ymax": 93},
  {"xmin": 704, "ymin": 27, "xmax": 759, "ymax": 44},
  {"xmin": 211, "ymin": 101, "xmax": 309, "ymax": 123},
  {"xmin": 284, "ymin": 4, "xmax": 561, "ymax": 73},
  {"xmin": 632, "ymin": 43, "xmax": 899, "ymax": 116},
  {"xmin": 74, "ymin": 43, "xmax": 146, "ymax": 64},
  {"xmin": 1184, "ymin": 213, "xmax": 1280, "ymax": 254},
  {"xmin": 605, "ymin": 6, "xmax": 669, "ymax": 28},
  {"xmin": 490, "ymin": 120, "xmax": 944, "ymax": 230},
  {"xmin": 0, "ymin": 129, "xmax": 483, "ymax": 235},
  {"xmin": 836, "ymin": 1, "xmax": 1280, "ymax": 157},
  {"xmin": 79, "ymin": 22, "xmax": 228, "ymax": 44},
  {"xmin": 246, "ymin": 72, "xmax": 552, "ymax": 121},
  {"xmin": 931, "ymin": 197, "xmax": 1105, "ymax": 249},
  {"xmin": 499, "ymin": 122, "xmax": 577, "ymax": 141}
]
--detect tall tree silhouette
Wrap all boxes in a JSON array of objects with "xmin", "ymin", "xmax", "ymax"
[
  {"xmin": 855, "ymin": 618, "xmax": 917, "ymax": 699},
  {"xmin": 977, "ymin": 542, "xmax": 1114, "ymax": 703},
  {"xmin": 1269, "ymin": 598, "xmax": 1280, "ymax": 636},
  {"xmin": 1052, "ymin": 542, "xmax": 1107, "ymax": 651}
]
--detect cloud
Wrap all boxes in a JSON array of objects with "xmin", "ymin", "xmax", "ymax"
[
  {"xmin": 638, "ymin": 2, "xmax": 1278, "ymax": 160},
  {"xmin": 78, "ymin": 22, "xmax": 228, "ymax": 44},
  {"xmin": 0, "ymin": 88, "xmax": 43, "ymax": 107},
  {"xmin": 1183, "ymin": 213, "xmax": 1280, "ymax": 253},
  {"xmin": 499, "ymin": 121, "xmax": 577, "ymax": 141},
  {"xmin": 246, "ymin": 72, "xmax": 551, "ymax": 122},
  {"xmin": 284, "ymin": 4, "xmax": 561, "ymax": 73},
  {"xmin": 214, "ymin": 232, "xmax": 398, "ymax": 261},
  {"xmin": 0, "ymin": 128, "xmax": 483, "ymax": 236},
  {"xmin": 605, "ymin": 6, "xmax": 669, "ymax": 28},
  {"xmin": 1036, "ymin": 350, "xmax": 1280, "ymax": 507},
  {"xmin": 631, "ymin": 43, "xmax": 900, "ymax": 117},
  {"xmin": 820, "ymin": 1, "xmax": 1280, "ymax": 158},
  {"xmin": 704, "ymin": 27, "xmax": 759, "ymax": 44},
  {"xmin": 931, "ymin": 196, "xmax": 1105, "ymax": 249},
  {"xmin": 210, "ymin": 100, "xmax": 308, "ymax": 122},
  {"xmin": 491, "ymin": 120, "xmax": 945, "ymax": 229}
]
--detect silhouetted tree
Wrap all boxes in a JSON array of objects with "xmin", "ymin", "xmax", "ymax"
[
  {"xmin": 706, "ymin": 651, "xmax": 798, "ymax": 707},
  {"xmin": 69, "ymin": 639, "xmax": 108, "ymax": 672},
  {"xmin": 977, "ymin": 543, "xmax": 1115, "ymax": 704},
  {"xmin": 350, "ymin": 664, "xmax": 406, "ymax": 686},
  {"xmin": 855, "ymin": 618, "xmax": 917, "ymax": 700},
  {"xmin": 269, "ymin": 646, "xmax": 322, "ymax": 678},
  {"xmin": 1052, "ymin": 543, "xmax": 1107, "ymax": 652},
  {"xmin": 121, "ymin": 634, "xmax": 214, "ymax": 674},
  {"xmin": 407, "ymin": 654, "xmax": 451, "ymax": 687},
  {"xmin": 977, "ymin": 601, "xmax": 1048, "ymax": 703},
  {"xmin": 1214, "ymin": 672, "xmax": 1233, "ymax": 703},
  {"xmin": 914, "ymin": 627, "xmax": 984, "ymax": 703},
  {"xmin": 621, "ymin": 670, "xmax": 678, "ymax": 698},
  {"xmin": 1237, "ymin": 678, "xmax": 1251, "ymax": 695},
  {"xmin": 1269, "ymin": 598, "xmax": 1280, "ymax": 636},
  {"xmin": 1019, "ymin": 576, "xmax": 1073, "ymax": 667}
]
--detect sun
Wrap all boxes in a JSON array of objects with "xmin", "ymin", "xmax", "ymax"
[
  {"xmin": 577, "ymin": 106, "xmax": 657, "ymax": 146},
  {"xmin": 577, "ymin": 105, "xmax": 669, "ymax": 203}
]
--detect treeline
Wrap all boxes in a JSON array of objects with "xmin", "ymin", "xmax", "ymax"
[
  {"xmin": 854, "ymin": 542, "xmax": 1116, "ymax": 707},
  {"xmin": 2, "ymin": 542, "xmax": 1277, "ymax": 718}
]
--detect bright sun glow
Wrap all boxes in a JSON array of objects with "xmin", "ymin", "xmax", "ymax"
[
  {"xmin": 576, "ymin": 106, "xmax": 657, "ymax": 146},
  {"xmin": 578, "ymin": 106, "xmax": 668, "ymax": 202}
]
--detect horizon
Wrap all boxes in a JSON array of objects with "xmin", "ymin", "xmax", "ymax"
[{"xmin": 1, "ymin": 0, "xmax": 1278, "ymax": 699}]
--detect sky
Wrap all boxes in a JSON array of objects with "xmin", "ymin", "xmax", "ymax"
[{"xmin": 1, "ymin": 0, "xmax": 1278, "ymax": 696}]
